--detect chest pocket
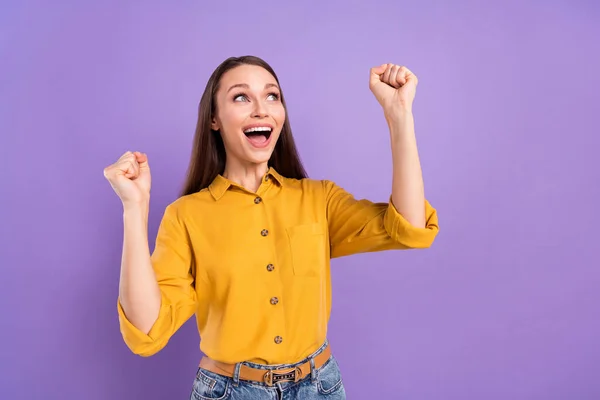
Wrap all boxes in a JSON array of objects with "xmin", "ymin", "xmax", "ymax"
[{"xmin": 286, "ymin": 222, "xmax": 326, "ymax": 277}]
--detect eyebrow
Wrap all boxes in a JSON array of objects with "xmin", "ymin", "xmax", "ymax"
[{"xmin": 226, "ymin": 83, "xmax": 280, "ymax": 93}]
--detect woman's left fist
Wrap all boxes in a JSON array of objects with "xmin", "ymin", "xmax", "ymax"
[{"xmin": 369, "ymin": 63, "xmax": 418, "ymax": 117}]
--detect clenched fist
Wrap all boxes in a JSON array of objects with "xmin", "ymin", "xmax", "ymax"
[
  {"xmin": 369, "ymin": 63, "xmax": 418, "ymax": 119},
  {"xmin": 103, "ymin": 151, "xmax": 151, "ymax": 206}
]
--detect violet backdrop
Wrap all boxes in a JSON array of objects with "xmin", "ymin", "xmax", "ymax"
[{"xmin": 1, "ymin": 0, "xmax": 599, "ymax": 399}]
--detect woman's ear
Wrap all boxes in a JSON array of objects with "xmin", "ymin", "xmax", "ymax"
[{"xmin": 211, "ymin": 117, "xmax": 220, "ymax": 131}]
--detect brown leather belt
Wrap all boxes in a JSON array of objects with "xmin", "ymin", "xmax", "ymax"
[{"xmin": 199, "ymin": 344, "xmax": 331, "ymax": 387}]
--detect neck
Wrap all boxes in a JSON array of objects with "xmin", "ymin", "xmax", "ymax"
[{"xmin": 223, "ymin": 160, "xmax": 269, "ymax": 193}]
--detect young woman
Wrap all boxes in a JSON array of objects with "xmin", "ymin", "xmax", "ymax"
[{"xmin": 103, "ymin": 55, "xmax": 439, "ymax": 400}]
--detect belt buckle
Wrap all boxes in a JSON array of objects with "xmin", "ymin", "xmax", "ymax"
[{"xmin": 263, "ymin": 366, "xmax": 302, "ymax": 387}]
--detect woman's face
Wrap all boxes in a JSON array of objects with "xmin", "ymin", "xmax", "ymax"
[{"xmin": 211, "ymin": 64, "xmax": 285, "ymax": 168}]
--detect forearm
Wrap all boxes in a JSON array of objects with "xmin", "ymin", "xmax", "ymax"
[
  {"xmin": 387, "ymin": 109, "xmax": 426, "ymax": 228},
  {"xmin": 119, "ymin": 202, "xmax": 162, "ymax": 334}
]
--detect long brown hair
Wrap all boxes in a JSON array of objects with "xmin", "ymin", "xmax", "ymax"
[{"xmin": 180, "ymin": 56, "xmax": 308, "ymax": 196}]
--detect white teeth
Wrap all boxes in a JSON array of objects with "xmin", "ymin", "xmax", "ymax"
[{"xmin": 244, "ymin": 126, "xmax": 272, "ymax": 133}]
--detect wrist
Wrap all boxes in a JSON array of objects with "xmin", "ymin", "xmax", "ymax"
[
  {"xmin": 385, "ymin": 110, "xmax": 414, "ymax": 139},
  {"xmin": 384, "ymin": 106, "xmax": 413, "ymax": 125},
  {"xmin": 123, "ymin": 200, "xmax": 150, "ymax": 216}
]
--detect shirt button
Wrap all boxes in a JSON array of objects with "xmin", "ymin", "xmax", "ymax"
[
  {"xmin": 261, "ymin": 229, "xmax": 269, "ymax": 236},
  {"xmin": 270, "ymin": 297, "xmax": 279, "ymax": 305},
  {"xmin": 265, "ymin": 175, "xmax": 270, "ymax": 181},
  {"xmin": 266, "ymin": 264, "xmax": 275, "ymax": 272},
  {"xmin": 254, "ymin": 197, "xmax": 262, "ymax": 204},
  {"xmin": 274, "ymin": 336, "xmax": 282, "ymax": 344}
]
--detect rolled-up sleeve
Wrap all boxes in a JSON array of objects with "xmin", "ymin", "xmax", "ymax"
[
  {"xmin": 117, "ymin": 203, "xmax": 198, "ymax": 357},
  {"xmin": 383, "ymin": 195, "xmax": 439, "ymax": 248},
  {"xmin": 324, "ymin": 180, "xmax": 439, "ymax": 258}
]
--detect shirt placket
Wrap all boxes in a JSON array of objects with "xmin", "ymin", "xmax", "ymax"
[{"xmin": 255, "ymin": 174, "xmax": 286, "ymax": 349}]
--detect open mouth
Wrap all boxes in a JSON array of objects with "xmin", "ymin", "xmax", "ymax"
[{"xmin": 243, "ymin": 126, "xmax": 273, "ymax": 148}]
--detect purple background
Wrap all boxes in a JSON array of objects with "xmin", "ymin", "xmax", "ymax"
[{"xmin": 2, "ymin": 1, "xmax": 599, "ymax": 399}]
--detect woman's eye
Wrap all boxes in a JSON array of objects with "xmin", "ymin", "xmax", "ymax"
[{"xmin": 233, "ymin": 93, "xmax": 279, "ymax": 102}]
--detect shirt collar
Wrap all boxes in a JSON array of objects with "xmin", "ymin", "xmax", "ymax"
[{"xmin": 208, "ymin": 166, "xmax": 285, "ymax": 201}]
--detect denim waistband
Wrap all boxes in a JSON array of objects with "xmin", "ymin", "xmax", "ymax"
[
  {"xmin": 237, "ymin": 339, "xmax": 329, "ymax": 371},
  {"xmin": 226, "ymin": 340, "xmax": 330, "ymax": 388}
]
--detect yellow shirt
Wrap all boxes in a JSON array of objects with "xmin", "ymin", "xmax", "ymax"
[{"xmin": 117, "ymin": 167, "xmax": 439, "ymax": 364}]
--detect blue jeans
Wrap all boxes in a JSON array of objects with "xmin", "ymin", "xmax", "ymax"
[{"xmin": 189, "ymin": 341, "xmax": 346, "ymax": 400}]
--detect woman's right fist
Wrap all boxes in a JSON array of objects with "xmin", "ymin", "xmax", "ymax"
[{"xmin": 103, "ymin": 151, "xmax": 151, "ymax": 205}]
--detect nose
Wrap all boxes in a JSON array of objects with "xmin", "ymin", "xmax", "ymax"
[{"xmin": 252, "ymin": 100, "xmax": 269, "ymax": 118}]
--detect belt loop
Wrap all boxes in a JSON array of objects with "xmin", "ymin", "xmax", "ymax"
[
  {"xmin": 232, "ymin": 362, "xmax": 242, "ymax": 387},
  {"xmin": 310, "ymin": 357, "xmax": 317, "ymax": 382}
]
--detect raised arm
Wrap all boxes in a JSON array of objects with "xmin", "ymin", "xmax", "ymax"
[
  {"xmin": 325, "ymin": 64, "xmax": 439, "ymax": 258},
  {"xmin": 369, "ymin": 63, "xmax": 427, "ymax": 228},
  {"xmin": 104, "ymin": 151, "xmax": 197, "ymax": 356}
]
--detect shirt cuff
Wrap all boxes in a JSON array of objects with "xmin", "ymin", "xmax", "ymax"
[
  {"xmin": 383, "ymin": 196, "xmax": 439, "ymax": 248},
  {"xmin": 117, "ymin": 293, "xmax": 171, "ymax": 356}
]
